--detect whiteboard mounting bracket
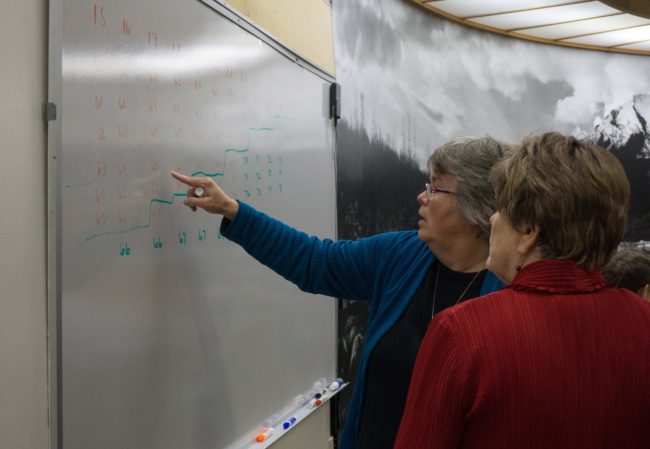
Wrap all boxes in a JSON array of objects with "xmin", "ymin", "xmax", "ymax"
[
  {"xmin": 43, "ymin": 102, "xmax": 57, "ymax": 122},
  {"xmin": 329, "ymin": 82, "xmax": 340, "ymax": 124}
]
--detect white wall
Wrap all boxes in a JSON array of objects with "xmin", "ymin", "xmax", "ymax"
[
  {"xmin": 0, "ymin": 1, "xmax": 331, "ymax": 449},
  {"xmin": 0, "ymin": 0, "xmax": 50, "ymax": 448}
]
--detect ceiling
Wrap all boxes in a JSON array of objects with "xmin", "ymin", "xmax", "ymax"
[{"xmin": 410, "ymin": 0, "xmax": 650, "ymax": 56}]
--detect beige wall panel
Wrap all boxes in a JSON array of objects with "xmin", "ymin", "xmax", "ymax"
[{"xmin": 226, "ymin": 0, "xmax": 335, "ymax": 74}]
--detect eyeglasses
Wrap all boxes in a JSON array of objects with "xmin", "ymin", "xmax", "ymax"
[{"xmin": 425, "ymin": 183, "xmax": 457, "ymax": 199}]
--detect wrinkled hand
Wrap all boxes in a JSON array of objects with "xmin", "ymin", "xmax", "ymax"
[{"xmin": 170, "ymin": 171, "xmax": 239, "ymax": 220}]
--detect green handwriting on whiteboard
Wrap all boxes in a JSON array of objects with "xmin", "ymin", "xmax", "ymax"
[
  {"xmin": 85, "ymin": 117, "xmax": 293, "ymax": 242},
  {"xmin": 178, "ymin": 232, "xmax": 187, "ymax": 246},
  {"xmin": 120, "ymin": 242, "xmax": 131, "ymax": 256},
  {"xmin": 86, "ymin": 193, "xmax": 188, "ymax": 241}
]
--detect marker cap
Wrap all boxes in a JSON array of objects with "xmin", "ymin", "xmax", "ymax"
[{"xmin": 256, "ymin": 427, "xmax": 274, "ymax": 442}]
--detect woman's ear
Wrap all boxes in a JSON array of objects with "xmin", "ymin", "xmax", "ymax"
[{"xmin": 517, "ymin": 224, "xmax": 541, "ymax": 256}]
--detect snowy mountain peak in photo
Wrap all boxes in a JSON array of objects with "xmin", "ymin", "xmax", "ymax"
[{"xmin": 592, "ymin": 93, "xmax": 650, "ymax": 155}]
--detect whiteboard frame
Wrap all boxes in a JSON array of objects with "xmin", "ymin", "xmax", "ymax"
[
  {"xmin": 46, "ymin": 0, "xmax": 337, "ymax": 447},
  {"xmin": 47, "ymin": 0, "xmax": 63, "ymax": 447}
]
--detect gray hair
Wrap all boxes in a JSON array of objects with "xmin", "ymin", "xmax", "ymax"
[{"xmin": 428, "ymin": 136, "xmax": 512, "ymax": 240}]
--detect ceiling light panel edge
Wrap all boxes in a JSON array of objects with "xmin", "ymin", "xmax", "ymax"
[
  {"xmin": 426, "ymin": 0, "xmax": 584, "ymax": 18},
  {"xmin": 520, "ymin": 13, "xmax": 650, "ymax": 40},
  {"xmin": 562, "ymin": 23, "xmax": 650, "ymax": 45},
  {"xmin": 469, "ymin": 2, "xmax": 621, "ymax": 30}
]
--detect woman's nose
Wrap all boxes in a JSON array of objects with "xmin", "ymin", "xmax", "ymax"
[{"xmin": 417, "ymin": 190, "xmax": 428, "ymax": 205}]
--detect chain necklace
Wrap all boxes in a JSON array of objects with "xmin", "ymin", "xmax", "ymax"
[{"xmin": 431, "ymin": 262, "xmax": 484, "ymax": 318}]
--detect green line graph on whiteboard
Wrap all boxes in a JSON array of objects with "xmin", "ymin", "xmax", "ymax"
[{"xmin": 84, "ymin": 116, "xmax": 292, "ymax": 241}]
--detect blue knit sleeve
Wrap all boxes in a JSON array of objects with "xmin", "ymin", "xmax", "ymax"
[{"xmin": 220, "ymin": 201, "xmax": 384, "ymax": 301}]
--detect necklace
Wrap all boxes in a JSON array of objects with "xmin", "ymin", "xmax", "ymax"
[{"xmin": 431, "ymin": 262, "xmax": 484, "ymax": 318}]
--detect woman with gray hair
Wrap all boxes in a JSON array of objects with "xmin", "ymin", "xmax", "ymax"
[{"xmin": 170, "ymin": 136, "xmax": 509, "ymax": 449}]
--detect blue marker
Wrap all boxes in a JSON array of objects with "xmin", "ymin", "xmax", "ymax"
[{"xmin": 282, "ymin": 416, "xmax": 297, "ymax": 430}]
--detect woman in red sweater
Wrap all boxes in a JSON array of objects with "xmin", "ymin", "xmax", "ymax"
[{"xmin": 394, "ymin": 132, "xmax": 650, "ymax": 449}]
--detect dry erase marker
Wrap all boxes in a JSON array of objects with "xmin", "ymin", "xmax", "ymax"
[
  {"xmin": 256, "ymin": 427, "xmax": 274, "ymax": 442},
  {"xmin": 328, "ymin": 378, "xmax": 344, "ymax": 391},
  {"xmin": 309, "ymin": 398, "xmax": 323, "ymax": 407},
  {"xmin": 194, "ymin": 187, "xmax": 204, "ymax": 198},
  {"xmin": 282, "ymin": 416, "xmax": 297, "ymax": 429}
]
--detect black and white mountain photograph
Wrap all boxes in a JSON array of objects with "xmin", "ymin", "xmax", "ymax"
[{"xmin": 332, "ymin": 0, "xmax": 650, "ymax": 433}]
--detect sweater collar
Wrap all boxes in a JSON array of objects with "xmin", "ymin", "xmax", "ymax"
[{"xmin": 508, "ymin": 259, "xmax": 609, "ymax": 294}]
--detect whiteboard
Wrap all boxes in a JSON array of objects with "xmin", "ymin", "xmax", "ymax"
[{"xmin": 51, "ymin": 0, "xmax": 337, "ymax": 448}]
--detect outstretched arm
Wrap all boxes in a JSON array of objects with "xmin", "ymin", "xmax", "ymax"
[{"xmin": 170, "ymin": 171, "xmax": 380, "ymax": 301}]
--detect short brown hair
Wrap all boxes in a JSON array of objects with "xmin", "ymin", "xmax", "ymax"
[
  {"xmin": 490, "ymin": 132, "xmax": 630, "ymax": 271},
  {"xmin": 602, "ymin": 249, "xmax": 650, "ymax": 292}
]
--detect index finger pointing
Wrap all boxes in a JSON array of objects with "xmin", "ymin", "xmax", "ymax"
[{"xmin": 171, "ymin": 171, "xmax": 202, "ymax": 187}]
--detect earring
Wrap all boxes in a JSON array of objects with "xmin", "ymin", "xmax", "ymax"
[{"xmin": 515, "ymin": 254, "xmax": 524, "ymax": 272}]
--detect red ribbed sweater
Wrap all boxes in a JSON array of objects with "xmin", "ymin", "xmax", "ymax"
[{"xmin": 394, "ymin": 259, "xmax": 650, "ymax": 449}]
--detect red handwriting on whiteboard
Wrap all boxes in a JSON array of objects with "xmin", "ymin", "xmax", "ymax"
[
  {"xmin": 211, "ymin": 87, "xmax": 220, "ymax": 97},
  {"xmin": 172, "ymin": 42, "xmax": 182, "ymax": 52},
  {"xmin": 118, "ymin": 126, "xmax": 128, "ymax": 139},
  {"xmin": 193, "ymin": 80, "xmax": 202, "ymax": 91},
  {"xmin": 95, "ymin": 211, "xmax": 107, "ymax": 225},
  {"xmin": 117, "ymin": 188, "xmax": 127, "ymax": 200},
  {"xmin": 148, "ymin": 31, "xmax": 158, "ymax": 47},
  {"xmin": 117, "ymin": 162, "xmax": 126, "ymax": 177},
  {"xmin": 96, "ymin": 162, "xmax": 107, "ymax": 176},
  {"xmin": 94, "ymin": 57, "xmax": 105, "ymax": 73},
  {"xmin": 95, "ymin": 95, "xmax": 103, "ymax": 109},
  {"xmin": 147, "ymin": 73, "xmax": 158, "ymax": 83},
  {"xmin": 148, "ymin": 101, "xmax": 157, "ymax": 113},
  {"xmin": 122, "ymin": 18, "xmax": 132, "ymax": 36},
  {"xmin": 174, "ymin": 76, "xmax": 183, "ymax": 87},
  {"xmin": 97, "ymin": 128, "xmax": 106, "ymax": 142},
  {"xmin": 172, "ymin": 104, "xmax": 181, "ymax": 114},
  {"xmin": 225, "ymin": 68, "xmax": 233, "ymax": 78},
  {"xmin": 118, "ymin": 210, "xmax": 127, "ymax": 224},
  {"xmin": 93, "ymin": 4, "xmax": 106, "ymax": 27},
  {"xmin": 95, "ymin": 188, "xmax": 105, "ymax": 204},
  {"xmin": 118, "ymin": 97, "xmax": 127, "ymax": 111}
]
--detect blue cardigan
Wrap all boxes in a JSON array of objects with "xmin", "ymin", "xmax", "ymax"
[{"xmin": 221, "ymin": 202, "xmax": 503, "ymax": 449}]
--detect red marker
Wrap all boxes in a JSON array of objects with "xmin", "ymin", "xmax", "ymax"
[{"xmin": 256, "ymin": 427, "xmax": 274, "ymax": 442}]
